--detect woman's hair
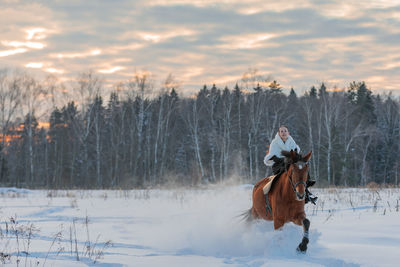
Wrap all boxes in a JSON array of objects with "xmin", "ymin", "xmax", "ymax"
[{"xmin": 278, "ymin": 125, "xmax": 289, "ymax": 131}]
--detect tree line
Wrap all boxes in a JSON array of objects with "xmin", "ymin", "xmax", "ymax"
[{"xmin": 0, "ymin": 70, "xmax": 399, "ymax": 188}]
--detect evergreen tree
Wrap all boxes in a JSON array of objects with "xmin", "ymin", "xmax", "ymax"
[
  {"xmin": 318, "ymin": 83, "xmax": 327, "ymax": 98},
  {"xmin": 347, "ymin": 81, "xmax": 376, "ymax": 124},
  {"xmin": 268, "ymin": 80, "xmax": 282, "ymax": 94},
  {"xmin": 309, "ymin": 86, "xmax": 317, "ymax": 98},
  {"xmin": 254, "ymin": 83, "xmax": 262, "ymax": 93},
  {"xmin": 286, "ymin": 88, "xmax": 300, "ymax": 138}
]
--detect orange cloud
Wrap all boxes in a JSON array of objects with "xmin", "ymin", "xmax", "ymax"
[
  {"xmin": 380, "ymin": 62, "xmax": 400, "ymax": 70},
  {"xmin": 25, "ymin": 62, "xmax": 44, "ymax": 68},
  {"xmin": 55, "ymin": 49, "xmax": 101, "ymax": 59},
  {"xmin": 45, "ymin": 68, "xmax": 64, "ymax": 74},
  {"xmin": 0, "ymin": 48, "xmax": 27, "ymax": 57},
  {"xmin": 217, "ymin": 33, "xmax": 280, "ymax": 50},
  {"xmin": 134, "ymin": 29, "xmax": 197, "ymax": 43},
  {"xmin": 108, "ymin": 43, "xmax": 144, "ymax": 54},
  {"xmin": 181, "ymin": 67, "xmax": 204, "ymax": 81},
  {"xmin": 2, "ymin": 41, "xmax": 45, "ymax": 49},
  {"xmin": 99, "ymin": 66, "xmax": 125, "ymax": 74},
  {"xmin": 26, "ymin": 28, "xmax": 47, "ymax": 40}
]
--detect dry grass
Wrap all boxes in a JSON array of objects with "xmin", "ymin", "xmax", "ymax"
[{"xmin": 0, "ymin": 215, "xmax": 112, "ymax": 266}]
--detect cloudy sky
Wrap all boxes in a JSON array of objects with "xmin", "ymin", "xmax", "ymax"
[{"xmin": 1, "ymin": 0, "xmax": 400, "ymax": 95}]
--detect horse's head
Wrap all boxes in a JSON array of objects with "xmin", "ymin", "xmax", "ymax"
[{"xmin": 281, "ymin": 150, "xmax": 312, "ymax": 201}]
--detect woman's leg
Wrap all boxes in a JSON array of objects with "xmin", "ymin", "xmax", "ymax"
[{"xmin": 305, "ymin": 173, "xmax": 318, "ymax": 204}]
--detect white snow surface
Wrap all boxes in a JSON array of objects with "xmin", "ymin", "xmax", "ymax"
[{"xmin": 0, "ymin": 185, "xmax": 399, "ymax": 266}]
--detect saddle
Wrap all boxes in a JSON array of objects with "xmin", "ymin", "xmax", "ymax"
[
  {"xmin": 262, "ymin": 172, "xmax": 284, "ymax": 216},
  {"xmin": 262, "ymin": 170, "xmax": 284, "ymax": 195},
  {"xmin": 262, "ymin": 175, "xmax": 277, "ymax": 195}
]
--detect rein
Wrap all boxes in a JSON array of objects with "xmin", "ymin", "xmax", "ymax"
[{"xmin": 285, "ymin": 163, "xmax": 307, "ymax": 199}]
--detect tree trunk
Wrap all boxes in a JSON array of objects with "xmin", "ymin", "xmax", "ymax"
[
  {"xmin": 153, "ymin": 96, "xmax": 164, "ymax": 179},
  {"xmin": 95, "ymin": 115, "xmax": 101, "ymax": 188}
]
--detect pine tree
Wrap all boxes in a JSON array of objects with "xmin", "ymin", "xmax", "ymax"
[
  {"xmin": 347, "ymin": 81, "xmax": 376, "ymax": 124},
  {"xmin": 309, "ymin": 86, "xmax": 317, "ymax": 98},
  {"xmin": 268, "ymin": 80, "xmax": 282, "ymax": 93},
  {"xmin": 318, "ymin": 83, "xmax": 327, "ymax": 98}
]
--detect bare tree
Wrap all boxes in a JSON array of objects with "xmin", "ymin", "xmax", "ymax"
[
  {"xmin": 0, "ymin": 70, "xmax": 22, "ymax": 183},
  {"xmin": 241, "ymin": 68, "xmax": 271, "ymax": 91},
  {"xmin": 340, "ymin": 114, "xmax": 369, "ymax": 186},
  {"xmin": 153, "ymin": 74, "xmax": 179, "ymax": 180},
  {"xmin": 374, "ymin": 95, "xmax": 400, "ymax": 184},
  {"xmin": 20, "ymin": 74, "xmax": 46, "ymax": 185},
  {"xmin": 106, "ymin": 91, "xmax": 124, "ymax": 187},
  {"xmin": 247, "ymin": 89, "xmax": 265, "ymax": 180},
  {"xmin": 360, "ymin": 132, "xmax": 374, "ymax": 186},
  {"xmin": 320, "ymin": 91, "xmax": 343, "ymax": 185},
  {"xmin": 300, "ymin": 95, "xmax": 318, "ymax": 180},
  {"xmin": 241, "ymin": 69, "xmax": 271, "ymax": 180},
  {"xmin": 220, "ymin": 87, "xmax": 233, "ymax": 179},
  {"xmin": 184, "ymin": 99, "xmax": 205, "ymax": 182},
  {"xmin": 126, "ymin": 71, "xmax": 153, "ymax": 185},
  {"xmin": 73, "ymin": 71, "xmax": 103, "ymax": 187}
]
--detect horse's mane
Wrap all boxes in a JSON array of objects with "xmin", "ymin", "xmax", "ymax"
[{"xmin": 281, "ymin": 150, "xmax": 304, "ymax": 163}]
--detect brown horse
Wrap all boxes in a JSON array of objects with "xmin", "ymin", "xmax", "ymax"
[{"xmin": 245, "ymin": 150, "xmax": 312, "ymax": 253}]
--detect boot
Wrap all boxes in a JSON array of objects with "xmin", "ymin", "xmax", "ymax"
[
  {"xmin": 305, "ymin": 173, "xmax": 317, "ymax": 204},
  {"xmin": 306, "ymin": 179, "xmax": 316, "ymax": 187},
  {"xmin": 305, "ymin": 188, "xmax": 318, "ymax": 205}
]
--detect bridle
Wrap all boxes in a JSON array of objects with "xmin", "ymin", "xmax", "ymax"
[{"xmin": 285, "ymin": 161, "xmax": 308, "ymax": 200}]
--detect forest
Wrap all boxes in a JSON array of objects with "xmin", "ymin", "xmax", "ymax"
[{"xmin": 0, "ymin": 69, "xmax": 399, "ymax": 188}]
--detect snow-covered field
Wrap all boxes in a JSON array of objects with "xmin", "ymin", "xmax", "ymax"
[{"xmin": 0, "ymin": 185, "xmax": 399, "ymax": 266}]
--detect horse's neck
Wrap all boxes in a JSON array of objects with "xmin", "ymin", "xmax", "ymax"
[{"xmin": 277, "ymin": 171, "xmax": 296, "ymax": 201}]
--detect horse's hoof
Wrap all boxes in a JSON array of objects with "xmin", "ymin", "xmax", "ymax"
[
  {"xmin": 296, "ymin": 237, "xmax": 309, "ymax": 253},
  {"xmin": 296, "ymin": 244, "xmax": 307, "ymax": 253}
]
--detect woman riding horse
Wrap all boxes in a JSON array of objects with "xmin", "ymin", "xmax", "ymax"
[
  {"xmin": 247, "ymin": 150, "xmax": 313, "ymax": 252},
  {"xmin": 264, "ymin": 125, "xmax": 317, "ymax": 204}
]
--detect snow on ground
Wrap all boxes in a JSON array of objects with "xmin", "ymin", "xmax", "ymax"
[{"xmin": 0, "ymin": 185, "xmax": 399, "ymax": 266}]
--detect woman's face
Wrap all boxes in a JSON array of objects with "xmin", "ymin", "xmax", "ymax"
[{"xmin": 278, "ymin": 127, "xmax": 289, "ymax": 141}]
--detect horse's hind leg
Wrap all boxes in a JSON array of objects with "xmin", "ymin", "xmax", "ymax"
[
  {"xmin": 253, "ymin": 188, "xmax": 270, "ymax": 220},
  {"xmin": 297, "ymin": 218, "xmax": 310, "ymax": 253}
]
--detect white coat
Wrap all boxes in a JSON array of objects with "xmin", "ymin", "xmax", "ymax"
[{"xmin": 263, "ymin": 133, "xmax": 300, "ymax": 166}]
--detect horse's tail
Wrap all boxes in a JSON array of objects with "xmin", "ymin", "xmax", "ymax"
[{"xmin": 238, "ymin": 208, "xmax": 253, "ymax": 223}]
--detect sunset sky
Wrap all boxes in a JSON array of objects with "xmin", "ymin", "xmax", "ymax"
[{"xmin": 1, "ymin": 0, "xmax": 400, "ymax": 95}]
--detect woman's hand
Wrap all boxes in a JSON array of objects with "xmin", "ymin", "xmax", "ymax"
[{"xmin": 271, "ymin": 156, "xmax": 283, "ymax": 164}]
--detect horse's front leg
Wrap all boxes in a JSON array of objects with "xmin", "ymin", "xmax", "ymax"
[{"xmin": 297, "ymin": 218, "xmax": 310, "ymax": 253}]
